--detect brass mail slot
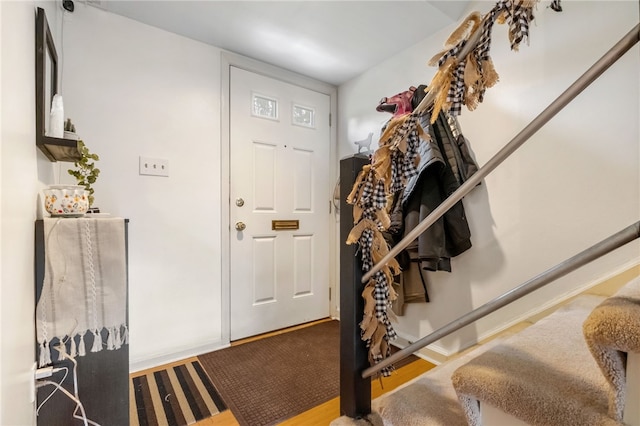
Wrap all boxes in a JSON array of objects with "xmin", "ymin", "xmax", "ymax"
[{"xmin": 272, "ymin": 220, "xmax": 299, "ymax": 231}]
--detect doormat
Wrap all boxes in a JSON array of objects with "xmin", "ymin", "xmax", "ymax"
[
  {"xmin": 198, "ymin": 320, "xmax": 419, "ymax": 426},
  {"xmin": 130, "ymin": 360, "xmax": 227, "ymax": 426},
  {"xmin": 198, "ymin": 320, "xmax": 339, "ymax": 426}
]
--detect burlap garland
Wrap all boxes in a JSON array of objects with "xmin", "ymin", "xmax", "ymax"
[
  {"xmin": 346, "ymin": 114, "xmax": 423, "ymax": 376},
  {"xmin": 425, "ymin": 0, "xmax": 540, "ymax": 122}
]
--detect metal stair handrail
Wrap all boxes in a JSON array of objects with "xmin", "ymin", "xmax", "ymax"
[{"xmin": 363, "ymin": 221, "xmax": 640, "ymax": 378}]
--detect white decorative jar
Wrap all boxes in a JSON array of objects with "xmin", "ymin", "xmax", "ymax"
[{"xmin": 43, "ymin": 185, "xmax": 89, "ymax": 217}]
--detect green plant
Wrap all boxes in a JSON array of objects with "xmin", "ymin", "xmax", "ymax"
[{"xmin": 68, "ymin": 140, "xmax": 100, "ymax": 206}]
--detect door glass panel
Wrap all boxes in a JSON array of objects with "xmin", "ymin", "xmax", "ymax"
[
  {"xmin": 292, "ymin": 104, "xmax": 315, "ymax": 128},
  {"xmin": 252, "ymin": 93, "xmax": 278, "ymax": 120}
]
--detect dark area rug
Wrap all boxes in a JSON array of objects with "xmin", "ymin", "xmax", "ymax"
[
  {"xmin": 130, "ymin": 360, "xmax": 227, "ymax": 426},
  {"xmin": 198, "ymin": 320, "xmax": 418, "ymax": 426},
  {"xmin": 199, "ymin": 320, "xmax": 340, "ymax": 426}
]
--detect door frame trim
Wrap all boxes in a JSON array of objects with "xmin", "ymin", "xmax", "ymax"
[{"xmin": 220, "ymin": 51, "xmax": 338, "ymax": 344}]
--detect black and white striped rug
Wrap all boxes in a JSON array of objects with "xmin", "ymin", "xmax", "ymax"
[{"xmin": 130, "ymin": 360, "xmax": 227, "ymax": 426}]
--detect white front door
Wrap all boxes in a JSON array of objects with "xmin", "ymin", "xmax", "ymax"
[{"xmin": 229, "ymin": 66, "xmax": 331, "ymax": 340}]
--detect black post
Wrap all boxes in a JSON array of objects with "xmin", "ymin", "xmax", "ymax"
[{"xmin": 339, "ymin": 155, "xmax": 371, "ymax": 418}]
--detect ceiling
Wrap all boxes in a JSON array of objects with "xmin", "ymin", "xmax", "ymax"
[{"xmin": 90, "ymin": 1, "xmax": 472, "ymax": 86}]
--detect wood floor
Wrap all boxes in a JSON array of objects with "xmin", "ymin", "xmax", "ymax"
[{"xmin": 132, "ymin": 320, "xmax": 435, "ymax": 426}]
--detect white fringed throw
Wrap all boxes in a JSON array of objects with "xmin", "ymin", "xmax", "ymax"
[{"xmin": 36, "ymin": 217, "xmax": 128, "ymax": 367}]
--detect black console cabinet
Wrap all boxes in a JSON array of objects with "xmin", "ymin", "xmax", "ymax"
[{"xmin": 35, "ymin": 219, "xmax": 129, "ymax": 426}]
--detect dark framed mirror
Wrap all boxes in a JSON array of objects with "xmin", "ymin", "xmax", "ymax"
[{"xmin": 35, "ymin": 7, "xmax": 80, "ymax": 162}]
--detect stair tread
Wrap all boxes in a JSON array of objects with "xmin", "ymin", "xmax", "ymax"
[
  {"xmin": 363, "ymin": 330, "xmax": 520, "ymax": 426},
  {"xmin": 452, "ymin": 294, "xmax": 620, "ymax": 426}
]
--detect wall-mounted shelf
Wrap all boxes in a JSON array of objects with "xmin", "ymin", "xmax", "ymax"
[
  {"xmin": 36, "ymin": 7, "xmax": 82, "ymax": 162},
  {"xmin": 37, "ymin": 136, "xmax": 82, "ymax": 162}
]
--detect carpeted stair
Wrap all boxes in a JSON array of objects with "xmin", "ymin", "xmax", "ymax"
[
  {"xmin": 452, "ymin": 277, "xmax": 640, "ymax": 426},
  {"xmin": 331, "ymin": 330, "xmax": 523, "ymax": 426},
  {"xmin": 333, "ymin": 276, "xmax": 640, "ymax": 426},
  {"xmin": 452, "ymin": 294, "xmax": 616, "ymax": 426}
]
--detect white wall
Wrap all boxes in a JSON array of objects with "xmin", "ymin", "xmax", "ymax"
[
  {"xmin": 53, "ymin": 3, "xmax": 224, "ymax": 370},
  {"xmin": 1, "ymin": 3, "xmax": 226, "ymax": 423},
  {"xmin": 0, "ymin": 2, "xmax": 61, "ymax": 424},
  {"xmin": 1, "ymin": 2, "xmax": 4, "ymax": 420},
  {"xmin": 338, "ymin": 1, "xmax": 640, "ymax": 355}
]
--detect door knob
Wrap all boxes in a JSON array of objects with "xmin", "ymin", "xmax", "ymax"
[{"xmin": 235, "ymin": 221, "xmax": 246, "ymax": 231}]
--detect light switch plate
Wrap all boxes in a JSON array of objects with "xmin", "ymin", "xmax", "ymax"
[{"xmin": 139, "ymin": 156, "xmax": 169, "ymax": 177}]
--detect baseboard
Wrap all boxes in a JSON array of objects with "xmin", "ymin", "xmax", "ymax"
[
  {"xmin": 392, "ymin": 331, "xmax": 449, "ymax": 365},
  {"xmin": 129, "ymin": 339, "xmax": 229, "ymax": 373}
]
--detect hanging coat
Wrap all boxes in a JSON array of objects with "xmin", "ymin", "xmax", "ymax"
[{"xmin": 391, "ymin": 86, "xmax": 479, "ymax": 314}]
